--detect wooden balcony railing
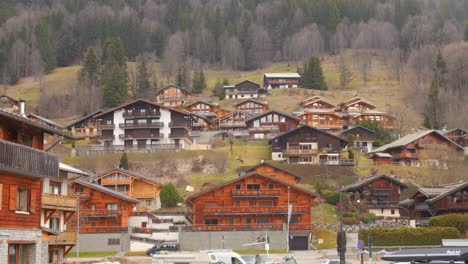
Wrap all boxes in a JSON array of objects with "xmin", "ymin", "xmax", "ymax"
[
  {"xmin": 202, "ymin": 206, "xmax": 308, "ymax": 215},
  {"xmin": 168, "ymin": 122, "xmax": 189, "ymax": 129},
  {"xmin": 231, "ymin": 189, "xmax": 281, "ymax": 197},
  {"xmin": 118, "ymin": 133, "xmax": 163, "ymax": 140},
  {"xmin": 366, "ymin": 200, "xmax": 400, "ymax": 208},
  {"xmin": 72, "ymin": 226, "xmax": 129, "ymax": 233},
  {"xmin": 123, "ymin": 111, "xmax": 161, "ymax": 118},
  {"xmin": 219, "ymin": 122, "xmax": 247, "ymax": 128},
  {"xmin": 249, "ymin": 126, "xmax": 280, "ymax": 132},
  {"xmin": 169, "ymin": 133, "xmax": 188, "ymax": 138},
  {"xmin": 97, "ymin": 124, "xmax": 115, "ymax": 130},
  {"xmin": 119, "ymin": 122, "xmax": 164, "ymax": 129},
  {"xmin": 97, "ymin": 134, "xmax": 114, "ymax": 141},
  {"xmin": 72, "ymin": 128, "xmax": 100, "ymax": 138},
  {"xmin": 0, "ymin": 139, "xmax": 59, "ymax": 178},
  {"xmin": 48, "ymin": 230, "xmax": 76, "ymax": 245},
  {"xmin": 283, "ymin": 149, "xmax": 319, "ymax": 155},
  {"xmin": 158, "ymin": 96, "xmax": 187, "ymax": 102},
  {"xmin": 187, "ymin": 223, "xmax": 314, "ymax": 231},
  {"xmin": 446, "ymin": 202, "xmax": 468, "ymax": 209},
  {"xmin": 80, "ymin": 209, "xmax": 121, "ymax": 217},
  {"xmin": 100, "ymin": 178, "xmax": 132, "ymax": 185},
  {"xmin": 415, "ymin": 203, "xmax": 431, "ymax": 211},
  {"xmin": 133, "ymin": 192, "xmax": 156, "ymax": 199},
  {"xmin": 42, "ymin": 193, "xmax": 77, "ymax": 211},
  {"xmin": 372, "ymin": 189, "xmax": 393, "ymax": 196}
]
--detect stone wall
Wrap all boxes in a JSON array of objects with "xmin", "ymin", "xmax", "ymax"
[
  {"xmin": 70, "ymin": 233, "xmax": 131, "ymax": 253},
  {"xmin": 0, "ymin": 229, "xmax": 43, "ymax": 264},
  {"xmin": 315, "ymin": 219, "xmax": 411, "ymax": 233}
]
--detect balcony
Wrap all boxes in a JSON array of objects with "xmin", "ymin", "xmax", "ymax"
[
  {"xmin": 415, "ymin": 203, "xmax": 431, "ymax": 211},
  {"xmin": 118, "ymin": 133, "xmax": 163, "ymax": 140},
  {"xmin": 97, "ymin": 134, "xmax": 114, "ymax": 141},
  {"xmin": 0, "ymin": 139, "xmax": 59, "ymax": 178},
  {"xmin": 366, "ymin": 200, "xmax": 400, "ymax": 209},
  {"xmin": 446, "ymin": 202, "xmax": 468, "ymax": 210},
  {"xmin": 219, "ymin": 122, "xmax": 247, "ymax": 128},
  {"xmin": 283, "ymin": 149, "xmax": 319, "ymax": 155},
  {"xmin": 231, "ymin": 189, "xmax": 281, "ymax": 198},
  {"xmin": 188, "ymin": 223, "xmax": 314, "ymax": 231},
  {"xmin": 169, "ymin": 122, "xmax": 189, "ymax": 129},
  {"xmin": 72, "ymin": 128, "xmax": 100, "ymax": 139},
  {"xmin": 97, "ymin": 124, "xmax": 115, "ymax": 130},
  {"xmin": 169, "ymin": 133, "xmax": 189, "ymax": 139},
  {"xmin": 100, "ymin": 178, "xmax": 132, "ymax": 185},
  {"xmin": 119, "ymin": 122, "xmax": 164, "ymax": 129},
  {"xmin": 42, "ymin": 193, "xmax": 77, "ymax": 211},
  {"xmin": 74, "ymin": 226, "xmax": 128, "ymax": 233},
  {"xmin": 123, "ymin": 111, "xmax": 161, "ymax": 118},
  {"xmin": 372, "ymin": 189, "xmax": 393, "ymax": 196},
  {"xmin": 75, "ymin": 144, "xmax": 181, "ymax": 155},
  {"xmin": 158, "ymin": 96, "xmax": 187, "ymax": 102},
  {"xmin": 48, "ymin": 230, "xmax": 76, "ymax": 245},
  {"xmin": 133, "ymin": 192, "xmax": 156, "ymax": 199},
  {"xmin": 202, "ymin": 206, "xmax": 309, "ymax": 215},
  {"xmin": 249, "ymin": 126, "xmax": 280, "ymax": 132},
  {"xmin": 80, "ymin": 209, "xmax": 121, "ymax": 217}
]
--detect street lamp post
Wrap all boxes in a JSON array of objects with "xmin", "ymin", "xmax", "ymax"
[
  {"xmin": 286, "ymin": 186, "xmax": 290, "ymax": 252},
  {"xmin": 339, "ymin": 171, "xmax": 346, "ymax": 264},
  {"xmin": 357, "ymin": 199, "xmax": 363, "ymax": 264},
  {"xmin": 76, "ymin": 192, "xmax": 81, "ymax": 259}
]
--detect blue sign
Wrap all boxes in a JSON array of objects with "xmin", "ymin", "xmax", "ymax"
[{"xmin": 358, "ymin": 240, "xmax": 364, "ymax": 250}]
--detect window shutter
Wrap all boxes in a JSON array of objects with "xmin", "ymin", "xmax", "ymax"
[
  {"xmin": 30, "ymin": 189, "xmax": 37, "ymax": 213},
  {"xmin": 9, "ymin": 184, "xmax": 17, "ymax": 210}
]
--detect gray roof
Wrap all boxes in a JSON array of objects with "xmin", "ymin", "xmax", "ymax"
[
  {"xmin": 424, "ymin": 181, "xmax": 467, "ymax": 203},
  {"xmin": 342, "ymin": 174, "xmax": 407, "ymax": 192},
  {"xmin": 27, "ymin": 113, "xmax": 65, "ymax": 129},
  {"xmin": 0, "ymin": 110, "xmax": 71, "ymax": 138},
  {"xmin": 264, "ymin": 73, "xmax": 300, "ymax": 78},
  {"xmin": 59, "ymin": 163, "xmax": 90, "ymax": 176},
  {"xmin": 66, "ymin": 109, "xmax": 103, "ymax": 129},
  {"xmin": 372, "ymin": 130, "xmax": 464, "ymax": 153},
  {"xmin": 75, "ymin": 178, "xmax": 140, "ymax": 203},
  {"xmin": 268, "ymin": 124, "xmax": 348, "ymax": 146},
  {"xmin": 341, "ymin": 126, "xmax": 376, "ymax": 135},
  {"xmin": 90, "ymin": 167, "xmax": 163, "ymax": 186},
  {"xmin": 245, "ymin": 109, "xmax": 300, "ymax": 123}
]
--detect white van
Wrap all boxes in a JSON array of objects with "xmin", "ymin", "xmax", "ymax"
[{"xmin": 152, "ymin": 250, "xmax": 247, "ymax": 264}]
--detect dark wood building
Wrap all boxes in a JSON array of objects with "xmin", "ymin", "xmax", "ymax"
[
  {"xmin": 443, "ymin": 128, "xmax": 467, "ymax": 148},
  {"xmin": 184, "ymin": 100, "xmax": 219, "ymax": 120},
  {"xmin": 66, "ymin": 110, "xmax": 103, "ymax": 139},
  {"xmin": 342, "ymin": 174, "xmax": 408, "ymax": 218},
  {"xmin": 185, "ymin": 171, "xmax": 317, "ymax": 232},
  {"xmin": 211, "ymin": 111, "xmax": 254, "ymax": 136},
  {"xmin": 155, "ymin": 84, "xmax": 195, "ymax": 107},
  {"xmin": 263, "ymin": 73, "xmax": 300, "ymax": 89},
  {"xmin": 245, "ymin": 110, "xmax": 300, "ymax": 139},
  {"xmin": 371, "ymin": 130, "xmax": 465, "ymax": 167},
  {"xmin": 233, "ymin": 99, "xmax": 269, "ymax": 114},
  {"xmin": 400, "ymin": 181, "xmax": 468, "ymax": 227},
  {"xmin": 224, "ymin": 80, "xmax": 264, "ymax": 99},
  {"xmin": 340, "ymin": 126, "xmax": 376, "ymax": 152},
  {"xmin": 268, "ymin": 125, "xmax": 348, "ymax": 165}
]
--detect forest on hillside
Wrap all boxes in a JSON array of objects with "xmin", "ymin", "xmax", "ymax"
[{"xmin": 0, "ymin": 0, "xmax": 467, "ymax": 129}]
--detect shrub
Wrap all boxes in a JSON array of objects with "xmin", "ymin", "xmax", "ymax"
[
  {"xmin": 343, "ymin": 217, "xmax": 359, "ymax": 225},
  {"xmin": 429, "ymin": 214, "xmax": 468, "ymax": 234},
  {"xmin": 359, "ymin": 227, "xmax": 461, "ymax": 246},
  {"xmin": 322, "ymin": 190, "xmax": 341, "ymax": 205},
  {"xmin": 160, "ymin": 183, "xmax": 183, "ymax": 208},
  {"xmin": 360, "ymin": 212, "xmax": 377, "ymax": 224}
]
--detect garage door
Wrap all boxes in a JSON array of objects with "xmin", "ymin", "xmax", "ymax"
[{"xmin": 289, "ymin": 236, "xmax": 308, "ymax": 250}]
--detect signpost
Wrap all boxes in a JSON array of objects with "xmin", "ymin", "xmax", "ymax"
[{"xmin": 358, "ymin": 240, "xmax": 364, "ymax": 264}]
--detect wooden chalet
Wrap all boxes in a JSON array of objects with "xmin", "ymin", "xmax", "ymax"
[
  {"xmin": 184, "ymin": 100, "xmax": 219, "ymax": 120},
  {"xmin": 298, "ymin": 96, "xmax": 336, "ymax": 109},
  {"xmin": 0, "ymin": 94, "xmax": 20, "ymax": 113},
  {"xmin": 342, "ymin": 174, "xmax": 408, "ymax": 218},
  {"xmin": 215, "ymin": 108, "xmax": 231, "ymax": 118},
  {"xmin": 81, "ymin": 99, "xmax": 195, "ymax": 154},
  {"xmin": 245, "ymin": 110, "xmax": 300, "ymax": 139},
  {"xmin": 224, "ymin": 80, "xmax": 263, "ymax": 99},
  {"xmin": 155, "ymin": 84, "xmax": 195, "ymax": 107},
  {"xmin": 241, "ymin": 162, "xmax": 302, "ymax": 184},
  {"xmin": 211, "ymin": 111, "xmax": 254, "ymax": 136},
  {"xmin": 71, "ymin": 179, "xmax": 140, "ymax": 233},
  {"xmin": 442, "ymin": 128, "xmax": 467, "ymax": 148},
  {"xmin": 296, "ymin": 109, "xmax": 348, "ymax": 131},
  {"xmin": 233, "ymin": 99, "xmax": 269, "ymax": 114},
  {"xmin": 268, "ymin": 125, "xmax": 348, "ymax": 165},
  {"xmin": 0, "ymin": 110, "xmax": 74, "ymax": 263},
  {"xmin": 337, "ymin": 96, "xmax": 377, "ymax": 114},
  {"xmin": 341, "ymin": 126, "xmax": 376, "ymax": 152},
  {"xmin": 191, "ymin": 113, "xmax": 212, "ymax": 131},
  {"xmin": 66, "ymin": 109, "xmax": 103, "ymax": 139},
  {"xmin": 90, "ymin": 168, "xmax": 162, "ymax": 211},
  {"xmin": 263, "ymin": 73, "xmax": 300, "ymax": 89},
  {"xmin": 349, "ymin": 110, "xmax": 395, "ymax": 129},
  {"xmin": 370, "ymin": 130, "xmax": 465, "ymax": 167},
  {"xmin": 185, "ymin": 171, "xmax": 317, "ymax": 233},
  {"xmin": 400, "ymin": 181, "xmax": 468, "ymax": 227}
]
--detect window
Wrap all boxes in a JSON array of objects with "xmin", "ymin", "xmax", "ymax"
[
  {"xmin": 257, "ymin": 218, "xmax": 270, "ymax": 224},
  {"xmin": 289, "ymin": 218, "xmax": 299, "ymax": 224},
  {"xmin": 106, "ymin": 204, "xmax": 118, "ymax": 210},
  {"xmin": 204, "ymin": 219, "xmax": 218, "ymax": 225},
  {"xmin": 228, "ymin": 217, "xmax": 234, "ymax": 225},
  {"xmin": 16, "ymin": 188, "xmax": 28, "ymax": 212},
  {"xmin": 246, "ymin": 218, "xmax": 251, "ymax": 224},
  {"xmin": 268, "ymin": 184, "xmax": 274, "ymax": 190},
  {"xmin": 258, "ymin": 201, "xmax": 273, "ymax": 207},
  {"xmin": 234, "ymin": 201, "xmax": 240, "ymax": 207},
  {"xmin": 249, "ymin": 201, "xmax": 255, "ymax": 207},
  {"xmin": 49, "ymin": 217, "xmax": 60, "ymax": 231},
  {"xmin": 49, "ymin": 182, "xmax": 61, "ymax": 195},
  {"xmin": 146, "ymin": 200, "xmax": 152, "ymax": 206},
  {"xmin": 247, "ymin": 184, "xmax": 260, "ymax": 190},
  {"xmin": 235, "ymin": 184, "xmax": 241, "ymax": 190},
  {"xmin": 137, "ymin": 119, "xmax": 147, "ymax": 124},
  {"xmin": 391, "ymin": 209, "xmax": 395, "ymax": 215},
  {"xmin": 273, "ymin": 114, "xmax": 279, "ymax": 122},
  {"xmin": 9, "ymin": 244, "xmax": 31, "ymax": 264},
  {"xmin": 108, "ymin": 238, "xmax": 120, "ymax": 245},
  {"xmin": 91, "ymin": 204, "xmax": 96, "ymax": 210}
]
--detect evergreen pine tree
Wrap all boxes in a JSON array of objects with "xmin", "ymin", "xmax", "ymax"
[
  {"xmin": 175, "ymin": 65, "xmax": 186, "ymax": 87},
  {"xmin": 35, "ymin": 18, "xmax": 57, "ymax": 72},
  {"xmin": 136, "ymin": 55, "xmax": 151, "ymax": 97},
  {"xmin": 192, "ymin": 68, "xmax": 207, "ymax": 94},
  {"xmin": 103, "ymin": 64, "xmax": 128, "ymax": 108},
  {"xmin": 424, "ymin": 80, "xmax": 443, "ymax": 129},
  {"xmin": 160, "ymin": 183, "xmax": 182, "ymax": 208},
  {"xmin": 119, "ymin": 152, "xmax": 129, "ymax": 169},
  {"xmin": 465, "ymin": 21, "xmax": 468, "ymax": 41},
  {"xmin": 78, "ymin": 47, "xmax": 100, "ymax": 114},
  {"xmin": 300, "ymin": 56, "xmax": 327, "ymax": 90}
]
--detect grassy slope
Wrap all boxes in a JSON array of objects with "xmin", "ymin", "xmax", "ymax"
[{"xmin": 1, "ymin": 51, "xmax": 421, "ymax": 129}]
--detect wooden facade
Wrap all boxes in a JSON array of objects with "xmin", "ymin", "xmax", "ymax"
[
  {"xmin": 215, "ymin": 108, "xmax": 231, "ymax": 118},
  {"xmin": 233, "ymin": 99, "xmax": 269, "ymax": 114},
  {"xmin": 298, "ymin": 96, "xmax": 336, "ymax": 109},
  {"xmin": 269, "ymin": 125, "xmax": 348, "ymax": 165},
  {"xmin": 224, "ymin": 80, "xmax": 261, "ymax": 99},
  {"xmin": 242, "ymin": 162, "xmax": 302, "ymax": 184},
  {"xmin": 371, "ymin": 130, "xmax": 465, "ymax": 167},
  {"xmin": 400, "ymin": 181, "xmax": 468, "ymax": 226},
  {"xmin": 155, "ymin": 85, "xmax": 195, "ymax": 107},
  {"xmin": 443, "ymin": 129, "xmax": 467, "ymax": 147},
  {"xmin": 185, "ymin": 171, "xmax": 317, "ymax": 231},
  {"xmin": 184, "ymin": 100, "xmax": 219, "ymax": 119},
  {"xmin": 341, "ymin": 126, "xmax": 376, "ymax": 152},
  {"xmin": 245, "ymin": 110, "xmax": 300, "ymax": 139},
  {"xmin": 211, "ymin": 111, "xmax": 254, "ymax": 133},
  {"xmin": 71, "ymin": 179, "xmax": 139, "ymax": 233},
  {"xmin": 297, "ymin": 110, "xmax": 347, "ymax": 130},
  {"xmin": 263, "ymin": 73, "xmax": 300, "ymax": 89},
  {"xmin": 342, "ymin": 174, "xmax": 407, "ymax": 218},
  {"xmin": 92, "ymin": 168, "xmax": 162, "ymax": 211},
  {"xmin": 66, "ymin": 110, "xmax": 103, "ymax": 139}
]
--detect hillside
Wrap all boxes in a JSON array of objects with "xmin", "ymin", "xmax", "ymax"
[{"xmin": 1, "ymin": 51, "xmax": 422, "ymax": 132}]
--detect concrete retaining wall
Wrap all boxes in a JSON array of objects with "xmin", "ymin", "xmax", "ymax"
[
  {"xmin": 71, "ymin": 233, "xmax": 131, "ymax": 253},
  {"xmin": 179, "ymin": 229, "xmax": 288, "ymax": 251}
]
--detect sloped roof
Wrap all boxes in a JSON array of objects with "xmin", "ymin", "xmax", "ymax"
[
  {"xmin": 184, "ymin": 100, "xmax": 219, "ymax": 108},
  {"xmin": 0, "ymin": 94, "xmax": 19, "ymax": 104},
  {"xmin": 425, "ymin": 181, "xmax": 467, "ymax": 203},
  {"xmin": 233, "ymin": 98, "xmax": 268, "ymax": 107},
  {"xmin": 59, "ymin": 163, "xmax": 90, "ymax": 176},
  {"xmin": 155, "ymin": 84, "xmax": 193, "ymax": 95},
  {"xmin": 264, "ymin": 73, "xmax": 300, "ymax": 78},
  {"xmin": 372, "ymin": 130, "xmax": 465, "ymax": 153},
  {"xmin": 74, "ymin": 179, "xmax": 140, "ymax": 203},
  {"xmin": 268, "ymin": 124, "xmax": 348, "ymax": 145},
  {"xmin": 299, "ymin": 96, "xmax": 336, "ymax": 108},
  {"xmin": 338, "ymin": 96, "xmax": 376, "ymax": 108},
  {"xmin": 185, "ymin": 171, "xmax": 318, "ymax": 205},
  {"xmin": 341, "ymin": 126, "xmax": 376, "ymax": 135},
  {"xmin": 27, "ymin": 113, "xmax": 65, "ymax": 129},
  {"xmin": 234, "ymin": 80, "xmax": 261, "ymax": 87},
  {"xmin": 66, "ymin": 110, "xmax": 103, "ymax": 129},
  {"xmin": 342, "ymin": 174, "xmax": 407, "ymax": 192},
  {"xmin": 0, "ymin": 110, "xmax": 71, "ymax": 138},
  {"xmin": 242, "ymin": 161, "xmax": 303, "ymax": 182},
  {"xmin": 245, "ymin": 109, "xmax": 300, "ymax": 123},
  {"xmin": 90, "ymin": 167, "xmax": 162, "ymax": 186}
]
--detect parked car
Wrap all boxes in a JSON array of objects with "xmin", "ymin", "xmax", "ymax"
[
  {"xmin": 321, "ymin": 259, "xmax": 352, "ymax": 264},
  {"xmin": 279, "ymin": 256, "xmax": 297, "ymax": 264},
  {"xmin": 146, "ymin": 241, "xmax": 180, "ymax": 256}
]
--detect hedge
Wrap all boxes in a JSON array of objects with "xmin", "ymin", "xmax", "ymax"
[
  {"xmin": 358, "ymin": 227, "xmax": 461, "ymax": 246},
  {"xmin": 429, "ymin": 214, "xmax": 468, "ymax": 234}
]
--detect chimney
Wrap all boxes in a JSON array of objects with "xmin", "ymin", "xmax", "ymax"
[{"xmin": 19, "ymin": 99, "xmax": 26, "ymax": 116}]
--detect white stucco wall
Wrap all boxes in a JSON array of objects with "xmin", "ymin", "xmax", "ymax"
[
  {"xmin": 369, "ymin": 208, "xmax": 400, "ymax": 218},
  {"xmin": 114, "ymin": 108, "xmax": 125, "ymax": 145},
  {"xmin": 272, "ymin": 152, "xmax": 285, "ymax": 161},
  {"xmin": 160, "ymin": 108, "xmax": 171, "ymax": 144}
]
